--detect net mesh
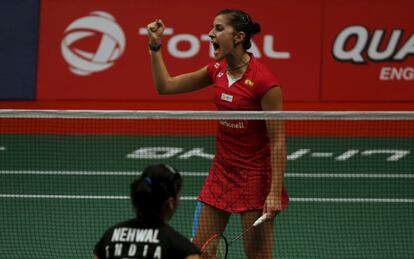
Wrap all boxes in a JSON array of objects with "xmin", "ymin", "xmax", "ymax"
[{"xmin": 0, "ymin": 110, "xmax": 413, "ymax": 259}]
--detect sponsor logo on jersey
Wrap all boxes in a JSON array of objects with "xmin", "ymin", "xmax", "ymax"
[
  {"xmin": 220, "ymin": 93, "xmax": 233, "ymax": 102},
  {"xmin": 219, "ymin": 120, "xmax": 246, "ymax": 129},
  {"xmin": 244, "ymin": 79, "xmax": 255, "ymax": 87}
]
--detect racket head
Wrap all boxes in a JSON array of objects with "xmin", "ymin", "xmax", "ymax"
[{"xmin": 200, "ymin": 233, "xmax": 228, "ymax": 259}]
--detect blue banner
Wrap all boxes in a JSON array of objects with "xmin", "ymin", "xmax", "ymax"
[{"xmin": 0, "ymin": 0, "xmax": 39, "ymax": 100}]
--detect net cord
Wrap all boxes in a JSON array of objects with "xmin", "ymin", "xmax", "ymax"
[{"xmin": 0, "ymin": 109, "xmax": 413, "ymax": 120}]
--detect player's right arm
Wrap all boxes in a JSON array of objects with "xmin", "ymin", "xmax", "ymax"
[{"xmin": 147, "ymin": 19, "xmax": 212, "ymax": 94}]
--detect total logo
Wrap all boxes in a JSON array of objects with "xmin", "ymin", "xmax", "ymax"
[
  {"xmin": 60, "ymin": 11, "xmax": 289, "ymax": 76},
  {"xmin": 61, "ymin": 11, "xmax": 126, "ymax": 76},
  {"xmin": 138, "ymin": 27, "xmax": 291, "ymax": 59}
]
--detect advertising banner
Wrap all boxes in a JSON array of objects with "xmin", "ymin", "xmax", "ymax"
[
  {"xmin": 322, "ymin": 0, "xmax": 414, "ymax": 101},
  {"xmin": 36, "ymin": 0, "xmax": 322, "ymax": 101},
  {"xmin": 0, "ymin": 0, "xmax": 39, "ymax": 100}
]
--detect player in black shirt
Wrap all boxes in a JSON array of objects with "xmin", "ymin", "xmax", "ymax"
[{"xmin": 94, "ymin": 164, "xmax": 201, "ymax": 259}]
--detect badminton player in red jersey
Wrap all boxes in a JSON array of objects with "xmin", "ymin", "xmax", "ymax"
[{"xmin": 147, "ymin": 9, "xmax": 288, "ymax": 258}]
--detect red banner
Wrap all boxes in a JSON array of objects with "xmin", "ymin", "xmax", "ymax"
[
  {"xmin": 36, "ymin": 0, "xmax": 321, "ymax": 101},
  {"xmin": 36, "ymin": 0, "xmax": 413, "ymax": 102},
  {"xmin": 322, "ymin": 0, "xmax": 414, "ymax": 101}
]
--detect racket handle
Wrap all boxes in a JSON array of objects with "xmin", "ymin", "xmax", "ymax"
[{"xmin": 253, "ymin": 213, "xmax": 269, "ymax": 227}]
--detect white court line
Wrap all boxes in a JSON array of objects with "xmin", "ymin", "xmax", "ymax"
[
  {"xmin": 0, "ymin": 194, "xmax": 129, "ymax": 200},
  {"xmin": 1, "ymin": 170, "xmax": 414, "ymax": 179},
  {"xmin": 291, "ymin": 198, "xmax": 414, "ymax": 203},
  {"xmin": 0, "ymin": 170, "xmax": 190, "ymax": 176},
  {"xmin": 0, "ymin": 194, "xmax": 414, "ymax": 203},
  {"xmin": 287, "ymin": 173, "xmax": 414, "ymax": 179},
  {"xmin": 0, "ymin": 194, "xmax": 197, "ymax": 201},
  {"xmin": 1, "ymin": 171, "xmax": 413, "ymax": 203}
]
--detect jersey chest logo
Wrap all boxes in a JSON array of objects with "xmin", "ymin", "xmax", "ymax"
[
  {"xmin": 244, "ymin": 79, "xmax": 255, "ymax": 88},
  {"xmin": 220, "ymin": 93, "xmax": 233, "ymax": 102}
]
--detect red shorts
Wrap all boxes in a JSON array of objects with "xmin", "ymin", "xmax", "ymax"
[{"xmin": 198, "ymin": 162, "xmax": 289, "ymax": 213}]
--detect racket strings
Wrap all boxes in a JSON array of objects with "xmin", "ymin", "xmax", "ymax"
[
  {"xmin": 201, "ymin": 234, "xmax": 228, "ymax": 259},
  {"xmin": 201, "ymin": 215, "xmax": 268, "ymax": 258}
]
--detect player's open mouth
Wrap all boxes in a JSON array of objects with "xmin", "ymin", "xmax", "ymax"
[{"xmin": 212, "ymin": 42, "xmax": 220, "ymax": 55}]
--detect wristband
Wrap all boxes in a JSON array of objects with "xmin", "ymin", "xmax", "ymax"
[{"xmin": 148, "ymin": 42, "xmax": 162, "ymax": 52}]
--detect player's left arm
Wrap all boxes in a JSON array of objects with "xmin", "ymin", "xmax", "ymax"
[{"xmin": 261, "ymin": 86, "xmax": 286, "ymax": 217}]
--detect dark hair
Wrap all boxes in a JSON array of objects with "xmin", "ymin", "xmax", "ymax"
[
  {"xmin": 130, "ymin": 164, "xmax": 182, "ymax": 218},
  {"xmin": 217, "ymin": 9, "xmax": 261, "ymax": 50}
]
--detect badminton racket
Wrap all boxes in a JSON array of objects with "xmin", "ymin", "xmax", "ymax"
[{"xmin": 200, "ymin": 213, "xmax": 269, "ymax": 259}]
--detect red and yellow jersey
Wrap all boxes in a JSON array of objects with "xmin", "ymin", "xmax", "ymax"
[{"xmin": 207, "ymin": 54, "xmax": 280, "ymax": 171}]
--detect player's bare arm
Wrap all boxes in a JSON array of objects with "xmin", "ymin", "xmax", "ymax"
[
  {"xmin": 261, "ymin": 86, "xmax": 286, "ymax": 217},
  {"xmin": 151, "ymin": 60, "xmax": 212, "ymax": 94},
  {"xmin": 147, "ymin": 19, "xmax": 212, "ymax": 94}
]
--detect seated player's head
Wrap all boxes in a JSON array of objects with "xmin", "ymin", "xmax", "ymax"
[{"xmin": 130, "ymin": 164, "xmax": 182, "ymax": 222}]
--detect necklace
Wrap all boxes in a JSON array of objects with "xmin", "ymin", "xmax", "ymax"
[{"xmin": 226, "ymin": 60, "xmax": 250, "ymax": 72}]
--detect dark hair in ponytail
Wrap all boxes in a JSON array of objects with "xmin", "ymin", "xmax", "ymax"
[
  {"xmin": 217, "ymin": 9, "xmax": 261, "ymax": 50},
  {"xmin": 130, "ymin": 164, "xmax": 182, "ymax": 218}
]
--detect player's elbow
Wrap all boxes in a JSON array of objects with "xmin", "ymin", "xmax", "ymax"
[
  {"xmin": 156, "ymin": 87, "xmax": 168, "ymax": 95},
  {"xmin": 155, "ymin": 78, "xmax": 176, "ymax": 95},
  {"xmin": 155, "ymin": 83, "xmax": 170, "ymax": 95}
]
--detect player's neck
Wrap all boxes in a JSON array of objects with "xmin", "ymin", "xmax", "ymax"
[{"xmin": 226, "ymin": 52, "xmax": 250, "ymax": 76}]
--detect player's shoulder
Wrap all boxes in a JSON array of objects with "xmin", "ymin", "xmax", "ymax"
[
  {"xmin": 114, "ymin": 218, "xmax": 137, "ymax": 227},
  {"xmin": 250, "ymin": 56, "xmax": 278, "ymax": 83},
  {"xmin": 162, "ymin": 224, "xmax": 201, "ymax": 255},
  {"xmin": 161, "ymin": 224, "xmax": 190, "ymax": 244},
  {"xmin": 161, "ymin": 222, "xmax": 184, "ymax": 237},
  {"xmin": 102, "ymin": 218, "xmax": 135, "ymax": 234},
  {"xmin": 207, "ymin": 59, "xmax": 226, "ymax": 76},
  {"xmin": 246, "ymin": 56, "xmax": 281, "ymax": 97}
]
